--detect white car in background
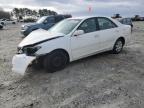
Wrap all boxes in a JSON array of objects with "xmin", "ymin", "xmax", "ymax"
[
  {"xmin": 0, "ymin": 20, "xmax": 5, "ymax": 25},
  {"xmin": 1, "ymin": 19, "xmax": 17, "ymax": 25},
  {"xmin": 12, "ymin": 16, "xmax": 131, "ymax": 74}
]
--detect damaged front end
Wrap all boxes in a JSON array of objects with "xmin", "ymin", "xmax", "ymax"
[
  {"xmin": 12, "ymin": 30, "xmax": 64, "ymax": 75},
  {"xmin": 12, "ymin": 46, "xmax": 41, "ymax": 75},
  {"xmin": 12, "ymin": 54, "xmax": 36, "ymax": 75}
]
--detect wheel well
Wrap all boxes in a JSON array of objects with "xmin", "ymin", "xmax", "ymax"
[
  {"xmin": 1, "ymin": 22, "xmax": 4, "ymax": 25},
  {"xmin": 52, "ymin": 49, "xmax": 70, "ymax": 62},
  {"xmin": 37, "ymin": 49, "xmax": 70, "ymax": 64},
  {"xmin": 118, "ymin": 37, "xmax": 125, "ymax": 45}
]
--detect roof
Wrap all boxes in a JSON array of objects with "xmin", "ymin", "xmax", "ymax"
[
  {"xmin": 69, "ymin": 16, "xmax": 110, "ymax": 20},
  {"xmin": 68, "ymin": 16, "xmax": 122, "ymax": 27}
]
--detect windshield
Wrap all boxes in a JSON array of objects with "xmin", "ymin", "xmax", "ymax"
[
  {"xmin": 37, "ymin": 17, "xmax": 47, "ymax": 24},
  {"xmin": 49, "ymin": 19, "xmax": 82, "ymax": 35}
]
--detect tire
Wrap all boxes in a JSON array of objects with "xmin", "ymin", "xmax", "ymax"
[
  {"xmin": 1, "ymin": 22, "xmax": 4, "ymax": 25},
  {"xmin": 0, "ymin": 26, "xmax": 3, "ymax": 29},
  {"xmin": 112, "ymin": 39, "xmax": 124, "ymax": 54},
  {"xmin": 43, "ymin": 50, "xmax": 69, "ymax": 73}
]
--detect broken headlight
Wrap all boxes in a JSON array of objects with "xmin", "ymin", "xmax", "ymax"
[
  {"xmin": 22, "ymin": 25, "xmax": 29, "ymax": 30},
  {"xmin": 17, "ymin": 46, "xmax": 41, "ymax": 56}
]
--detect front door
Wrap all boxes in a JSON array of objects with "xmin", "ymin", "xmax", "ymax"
[{"xmin": 71, "ymin": 18, "xmax": 101, "ymax": 60}]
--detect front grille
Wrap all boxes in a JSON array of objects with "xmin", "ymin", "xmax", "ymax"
[{"xmin": 21, "ymin": 27, "xmax": 25, "ymax": 30}]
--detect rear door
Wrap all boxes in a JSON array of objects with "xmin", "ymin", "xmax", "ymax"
[
  {"xmin": 71, "ymin": 18, "xmax": 101, "ymax": 60},
  {"xmin": 96, "ymin": 17, "xmax": 119, "ymax": 50}
]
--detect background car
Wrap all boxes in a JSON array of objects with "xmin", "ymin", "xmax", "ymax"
[
  {"xmin": 117, "ymin": 18, "xmax": 133, "ymax": 28},
  {"xmin": 0, "ymin": 19, "xmax": 5, "ymax": 25},
  {"xmin": 0, "ymin": 18, "xmax": 17, "ymax": 25},
  {"xmin": 21, "ymin": 15, "xmax": 72, "ymax": 37}
]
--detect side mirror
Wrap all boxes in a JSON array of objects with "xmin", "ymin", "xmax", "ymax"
[{"xmin": 73, "ymin": 30, "xmax": 84, "ymax": 36}]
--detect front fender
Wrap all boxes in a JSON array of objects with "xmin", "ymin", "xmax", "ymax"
[{"xmin": 35, "ymin": 36, "xmax": 71, "ymax": 59}]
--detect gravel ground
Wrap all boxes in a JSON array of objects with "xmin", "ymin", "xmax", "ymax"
[{"xmin": 0, "ymin": 22, "xmax": 144, "ymax": 108}]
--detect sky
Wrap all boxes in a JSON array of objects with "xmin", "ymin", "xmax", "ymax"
[{"xmin": 0, "ymin": 0, "xmax": 144, "ymax": 17}]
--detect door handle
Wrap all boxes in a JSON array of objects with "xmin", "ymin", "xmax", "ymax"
[{"xmin": 94, "ymin": 35, "xmax": 99, "ymax": 38}]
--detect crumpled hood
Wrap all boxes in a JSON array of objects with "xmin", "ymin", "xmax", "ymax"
[{"xmin": 19, "ymin": 29, "xmax": 64, "ymax": 47}]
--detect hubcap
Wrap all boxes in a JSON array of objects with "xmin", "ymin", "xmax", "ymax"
[
  {"xmin": 115, "ymin": 41, "xmax": 123, "ymax": 52},
  {"xmin": 52, "ymin": 57, "xmax": 62, "ymax": 67}
]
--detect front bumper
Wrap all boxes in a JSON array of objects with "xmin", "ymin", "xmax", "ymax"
[{"xmin": 12, "ymin": 54, "xmax": 36, "ymax": 75}]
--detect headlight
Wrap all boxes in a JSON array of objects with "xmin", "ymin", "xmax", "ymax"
[
  {"xmin": 18, "ymin": 46, "xmax": 41, "ymax": 56},
  {"xmin": 17, "ymin": 47, "xmax": 23, "ymax": 54},
  {"xmin": 22, "ymin": 25, "xmax": 29, "ymax": 30}
]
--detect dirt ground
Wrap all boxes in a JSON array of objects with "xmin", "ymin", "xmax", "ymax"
[{"xmin": 0, "ymin": 22, "xmax": 144, "ymax": 108}]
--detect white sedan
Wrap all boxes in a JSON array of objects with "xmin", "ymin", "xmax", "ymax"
[
  {"xmin": 1, "ymin": 19, "xmax": 17, "ymax": 25},
  {"xmin": 12, "ymin": 16, "xmax": 131, "ymax": 74},
  {"xmin": 0, "ymin": 20, "xmax": 5, "ymax": 25}
]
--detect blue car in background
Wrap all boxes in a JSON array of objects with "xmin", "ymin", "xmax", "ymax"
[
  {"xmin": 117, "ymin": 18, "xmax": 133, "ymax": 31},
  {"xmin": 117, "ymin": 18, "xmax": 133, "ymax": 28},
  {"xmin": 21, "ymin": 15, "xmax": 72, "ymax": 37}
]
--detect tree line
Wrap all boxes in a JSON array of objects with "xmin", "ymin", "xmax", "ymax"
[
  {"xmin": 12, "ymin": 8, "xmax": 58, "ymax": 20},
  {"xmin": 0, "ymin": 8, "xmax": 143, "ymax": 21},
  {"xmin": 0, "ymin": 9, "xmax": 11, "ymax": 19},
  {"xmin": 0, "ymin": 8, "xmax": 58, "ymax": 20}
]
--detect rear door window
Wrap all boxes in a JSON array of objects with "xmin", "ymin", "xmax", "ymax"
[{"xmin": 97, "ymin": 17, "xmax": 117, "ymax": 30}]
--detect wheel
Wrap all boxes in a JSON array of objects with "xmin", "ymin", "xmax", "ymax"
[
  {"xmin": 1, "ymin": 22, "xmax": 4, "ymax": 25},
  {"xmin": 0, "ymin": 26, "xmax": 3, "ymax": 29},
  {"xmin": 43, "ymin": 50, "xmax": 69, "ymax": 72},
  {"xmin": 112, "ymin": 39, "xmax": 124, "ymax": 54}
]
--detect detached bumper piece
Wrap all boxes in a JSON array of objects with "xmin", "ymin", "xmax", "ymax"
[{"xmin": 12, "ymin": 54, "xmax": 36, "ymax": 75}]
